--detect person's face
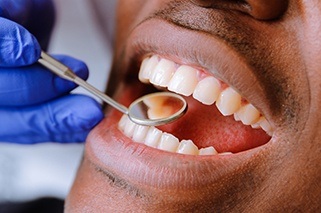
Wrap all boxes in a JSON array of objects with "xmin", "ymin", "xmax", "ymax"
[{"xmin": 66, "ymin": 0, "xmax": 321, "ymax": 212}]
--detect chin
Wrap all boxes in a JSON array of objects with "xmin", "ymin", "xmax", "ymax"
[{"xmin": 65, "ymin": 1, "xmax": 321, "ymax": 212}]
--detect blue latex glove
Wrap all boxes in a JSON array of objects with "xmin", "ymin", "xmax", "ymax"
[{"xmin": 0, "ymin": 1, "xmax": 104, "ymax": 143}]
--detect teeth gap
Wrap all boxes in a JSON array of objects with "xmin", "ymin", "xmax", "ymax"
[{"xmin": 138, "ymin": 55, "xmax": 273, "ymax": 134}]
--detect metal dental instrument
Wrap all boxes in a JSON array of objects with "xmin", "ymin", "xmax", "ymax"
[{"xmin": 38, "ymin": 51, "xmax": 187, "ymax": 126}]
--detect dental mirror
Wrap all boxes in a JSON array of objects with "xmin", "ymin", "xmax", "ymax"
[{"xmin": 38, "ymin": 51, "xmax": 187, "ymax": 126}]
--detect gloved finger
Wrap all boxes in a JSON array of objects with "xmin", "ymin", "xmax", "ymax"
[
  {"xmin": 0, "ymin": 17, "xmax": 41, "ymax": 67},
  {"xmin": 0, "ymin": 55, "xmax": 89, "ymax": 106},
  {"xmin": 0, "ymin": 0, "xmax": 55, "ymax": 49},
  {"xmin": 0, "ymin": 94, "xmax": 104, "ymax": 143}
]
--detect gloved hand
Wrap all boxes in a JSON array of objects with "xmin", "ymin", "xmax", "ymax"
[{"xmin": 0, "ymin": 1, "xmax": 104, "ymax": 143}]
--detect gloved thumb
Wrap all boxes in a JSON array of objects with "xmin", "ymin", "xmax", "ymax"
[{"xmin": 0, "ymin": 17, "xmax": 40, "ymax": 67}]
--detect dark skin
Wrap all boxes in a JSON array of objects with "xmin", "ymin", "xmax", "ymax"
[{"xmin": 65, "ymin": 0, "xmax": 321, "ymax": 212}]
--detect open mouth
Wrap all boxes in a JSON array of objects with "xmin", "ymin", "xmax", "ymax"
[{"xmin": 117, "ymin": 54, "xmax": 272, "ymax": 155}]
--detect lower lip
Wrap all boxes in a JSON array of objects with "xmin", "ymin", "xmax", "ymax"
[{"xmin": 85, "ymin": 111, "xmax": 263, "ymax": 189}]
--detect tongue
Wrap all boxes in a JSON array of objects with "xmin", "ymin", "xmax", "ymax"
[{"xmin": 158, "ymin": 96, "xmax": 271, "ymax": 153}]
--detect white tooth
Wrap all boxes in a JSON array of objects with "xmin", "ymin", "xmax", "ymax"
[
  {"xmin": 219, "ymin": 152, "xmax": 233, "ymax": 155},
  {"xmin": 157, "ymin": 133, "xmax": 180, "ymax": 152},
  {"xmin": 177, "ymin": 140, "xmax": 199, "ymax": 155},
  {"xmin": 138, "ymin": 55, "xmax": 158, "ymax": 83},
  {"xmin": 235, "ymin": 104, "xmax": 260, "ymax": 125},
  {"xmin": 124, "ymin": 119, "xmax": 137, "ymax": 138},
  {"xmin": 199, "ymin": 146, "xmax": 218, "ymax": 155},
  {"xmin": 144, "ymin": 127, "xmax": 162, "ymax": 148},
  {"xmin": 257, "ymin": 117, "xmax": 272, "ymax": 134},
  {"xmin": 132, "ymin": 125, "xmax": 149, "ymax": 143},
  {"xmin": 118, "ymin": 115, "xmax": 128, "ymax": 131},
  {"xmin": 216, "ymin": 87, "xmax": 241, "ymax": 116},
  {"xmin": 168, "ymin": 65, "xmax": 198, "ymax": 96},
  {"xmin": 251, "ymin": 123, "xmax": 261, "ymax": 129},
  {"xmin": 150, "ymin": 58, "xmax": 176, "ymax": 87},
  {"xmin": 193, "ymin": 76, "xmax": 221, "ymax": 105},
  {"xmin": 234, "ymin": 113, "xmax": 241, "ymax": 121}
]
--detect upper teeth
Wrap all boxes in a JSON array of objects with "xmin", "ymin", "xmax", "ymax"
[{"xmin": 139, "ymin": 55, "xmax": 272, "ymax": 133}]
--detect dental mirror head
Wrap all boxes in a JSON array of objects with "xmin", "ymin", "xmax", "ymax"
[
  {"xmin": 128, "ymin": 92, "xmax": 187, "ymax": 126},
  {"xmin": 38, "ymin": 51, "xmax": 187, "ymax": 126}
]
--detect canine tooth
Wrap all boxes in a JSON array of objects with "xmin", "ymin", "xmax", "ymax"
[
  {"xmin": 132, "ymin": 125, "xmax": 149, "ymax": 143},
  {"xmin": 118, "ymin": 115, "xmax": 128, "ymax": 131},
  {"xmin": 177, "ymin": 140, "xmax": 199, "ymax": 155},
  {"xmin": 144, "ymin": 127, "xmax": 162, "ymax": 148},
  {"xmin": 124, "ymin": 119, "xmax": 137, "ymax": 138},
  {"xmin": 168, "ymin": 65, "xmax": 198, "ymax": 96},
  {"xmin": 199, "ymin": 146, "xmax": 218, "ymax": 155},
  {"xmin": 150, "ymin": 58, "xmax": 176, "ymax": 87},
  {"xmin": 139, "ymin": 55, "xmax": 158, "ymax": 83},
  {"xmin": 235, "ymin": 103, "xmax": 260, "ymax": 125},
  {"xmin": 216, "ymin": 87, "xmax": 241, "ymax": 116},
  {"xmin": 157, "ymin": 133, "xmax": 180, "ymax": 152},
  {"xmin": 193, "ymin": 76, "xmax": 221, "ymax": 105}
]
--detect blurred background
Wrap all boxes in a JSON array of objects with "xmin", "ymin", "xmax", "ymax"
[{"xmin": 0, "ymin": 0, "xmax": 116, "ymax": 202}]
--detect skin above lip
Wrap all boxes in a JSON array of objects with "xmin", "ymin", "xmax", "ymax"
[{"xmin": 66, "ymin": 1, "xmax": 321, "ymax": 212}]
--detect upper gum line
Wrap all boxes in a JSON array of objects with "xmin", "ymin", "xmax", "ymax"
[{"xmin": 138, "ymin": 54, "xmax": 273, "ymax": 134}]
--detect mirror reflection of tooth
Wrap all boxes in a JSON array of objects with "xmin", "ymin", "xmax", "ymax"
[
  {"xmin": 199, "ymin": 146, "xmax": 218, "ymax": 155},
  {"xmin": 177, "ymin": 140, "xmax": 199, "ymax": 155},
  {"xmin": 143, "ymin": 96, "xmax": 165, "ymax": 108},
  {"xmin": 147, "ymin": 106, "xmax": 173, "ymax": 120}
]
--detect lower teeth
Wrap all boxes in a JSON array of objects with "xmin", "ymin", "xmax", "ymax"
[{"xmin": 118, "ymin": 115, "xmax": 222, "ymax": 156}]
